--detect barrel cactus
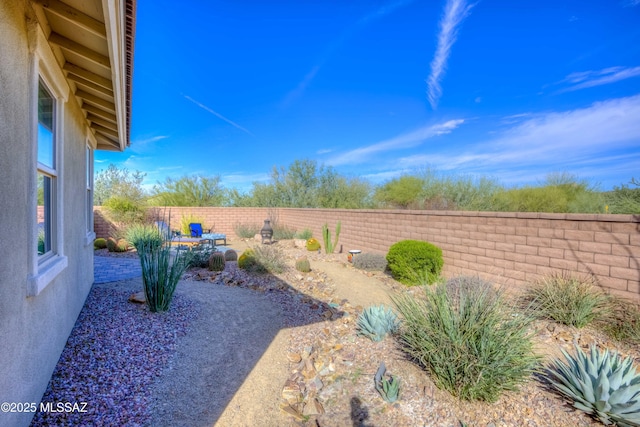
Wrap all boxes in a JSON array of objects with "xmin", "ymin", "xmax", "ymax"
[
  {"xmin": 357, "ymin": 305, "xmax": 400, "ymax": 342},
  {"xmin": 238, "ymin": 249, "xmax": 256, "ymax": 269},
  {"xmin": 295, "ymin": 256, "xmax": 311, "ymax": 273},
  {"xmin": 208, "ymin": 252, "xmax": 226, "ymax": 271},
  {"xmin": 94, "ymin": 237, "xmax": 107, "ymax": 249},
  {"xmin": 306, "ymin": 237, "xmax": 321, "ymax": 252},
  {"xmin": 224, "ymin": 249, "xmax": 238, "ymax": 261},
  {"xmin": 544, "ymin": 344, "xmax": 640, "ymax": 426}
]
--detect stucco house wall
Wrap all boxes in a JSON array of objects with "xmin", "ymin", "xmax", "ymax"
[{"xmin": 0, "ymin": 1, "xmax": 134, "ymax": 426}]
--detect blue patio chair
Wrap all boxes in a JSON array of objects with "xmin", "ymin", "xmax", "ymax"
[{"xmin": 189, "ymin": 223, "xmax": 210, "ymax": 238}]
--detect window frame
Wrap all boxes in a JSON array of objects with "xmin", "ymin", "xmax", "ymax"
[
  {"xmin": 28, "ymin": 25, "xmax": 69, "ymax": 297},
  {"xmin": 84, "ymin": 139, "xmax": 96, "ymax": 246}
]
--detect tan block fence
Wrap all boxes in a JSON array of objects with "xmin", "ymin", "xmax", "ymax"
[{"xmin": 94, "ymin": 207, "xmax": 640, "ymax": 301}]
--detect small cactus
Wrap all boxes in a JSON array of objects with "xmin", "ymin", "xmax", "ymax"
[
  {"xmin": 106, "ymin": 237, "xmax": 118, "ymax": 252},
  {"xmin": 295, "ymin": 256, "xmax": 311, "ymax": 273},
  {"xmin": 115, "ymin": 238, "xmax": 129, "ymax": 252},
  {"xmin": 94, "ymin": 237, "xmax": 107, "ymax": 249},
  {"xmin": 238, "ymin": 249, "xmax": 256, "ymax": 269},
  {"xmin": 208, "ymin": 252, "xmax": 226, "ymax": 271},
  {"xmin": 375, "ymin": 362, "xmax": 400, "ymax": 403},
  {"xmin": 306, "ymin": 237, "xmax": 321, "ymax": 252},
  {"xmin": 224, "ymin": 249, "xmax": 238, "ymax": 261}
]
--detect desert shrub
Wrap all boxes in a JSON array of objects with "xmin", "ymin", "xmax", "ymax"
[
  {"xmin": 234, "ymin": 222, "xmax": 261, "ymax": 238},
  {"xmin": 224, "ymin": 249, "xmax": 238, "ymax": 261},
  {"xmin": 272, "ymin": 223, "xmax": 296, "ymax": 240},
  {"xmin": 353, "ymin": 253, "xmax": 388, "ymax": 272},
  {"xmin": 524, "ymin": 272, "xmax": 610, "ymax": 328},
  {"xmin": 188, "ymin": 245, "xmax": 214, "ymax": 268},
  {"xmin": 103, "ymin": 196, "xmax": 146, "ymax": 224},
  {"xmin": 605, "ymin": 177, "xmax": 640, "ymax": 214},
  {"xmin": 94, "ymin": 238, "xmax": 107, "ymax": 249},
  {"xmin": 544, "ymin": 344, "xmax": 640, "ymax": 426},
  {"xmin": 252, "ymin": 245, "xmax": 287, "ymax": 273},
  {"xmin": 295, "ymin": 256, "xmax": 311, "ymax": 273},
  {"xmin": 179, "ymin": 213, "xmax": 206, "ymax": 236},
  {"xmin": 208, "ymin": 252, "xmax": 226, "ymax": 271},
  {"xmin": 114, "ymin": 239, "xmax": 129, "ymax": 252},
  {"xmin": 295, "ymin": 228, "xmax": 313, "ymax": 240},
  {"xmin": 601, "ymin": 299, "xmax": 640, "ymax": 345},
  {"xmin": 125, "ymin": 223, "xmax": 163, "ymax": 251},
  {"xmin": 386, "ymin": 240, "xmax": 443, "ymax": 286},
  {"xmin": 392, "ymin": 276, "xmax": 539, "ymax": 402},
  {"xmin": 306, "ymin": 237, "xmax": 321, "ymax": 251}
]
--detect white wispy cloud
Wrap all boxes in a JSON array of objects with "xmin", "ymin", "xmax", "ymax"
[
  {"xmin": 390, "ymin": 94, "xmax": 640, "ymax": 186},
  {"xmin": 426, "ymin": 0, "xmax": 474, "ymax": 109},
  {"xmin": 624, "ymin": 0, "xmax": 640, "ymax": 6},
  {"xmin": 558, "ymin": 66, "xmax": 640, "ymax": 92},
  {"xmin": 130, "ymin": 135, "xmax": 169, "ymax": 153},
  {"xmin": 182, "ymin": 95, "xmax": 254, "ymax": 136},
  {"xmin": 327, "ymin": 119, "xmax": 465, "ymax": 166}
]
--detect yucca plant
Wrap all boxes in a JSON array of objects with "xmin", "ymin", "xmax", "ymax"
[
  {"xmin": 544, "ymin": 344, "xmax": 640, "ymax": 426},
  {"xmin": 356, "ymin": 305, "xmax": 400, "ymax": 342},
  {"xmin": 374, "ymin": 362, "xmax": 400, "ymax": 403}
]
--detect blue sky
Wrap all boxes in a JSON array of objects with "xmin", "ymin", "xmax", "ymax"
[{"xmin": 96, "ymin": 0, "xmax": 640, "ymax": 192}]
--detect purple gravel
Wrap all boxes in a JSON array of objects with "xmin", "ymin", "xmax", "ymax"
[{"xmin": 30, "ymin": 286, "xmax": 198, "ymax": 427}]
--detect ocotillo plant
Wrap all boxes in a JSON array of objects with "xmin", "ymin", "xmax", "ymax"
[{"xmin": 322, "ymin": 221, "xmax": 341, "ymax": 254}]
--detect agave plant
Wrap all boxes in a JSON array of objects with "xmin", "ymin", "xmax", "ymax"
[
  {"xmin": 356, "ymin": 305, "xmax": 400, "ymax": 342},
  {"xmin": 544, "ymin": 344, "xmax": 640, "ymax": 426},
  {"xmin": 374, "ymin": 362, "xmax": 400, "ymax": 403}
]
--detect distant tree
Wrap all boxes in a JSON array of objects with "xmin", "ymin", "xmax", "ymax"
[
  {"xmin": 374, "ymin": 175, "xmax": 424, "ymax": 209},
  {"xmin": 150, "ymin": 174, "xmax": 228, "ymax": 206},
  {"xmin": 316, "ymin": 167, "xmax": 373, "ymax": 208},
  {"xmin": 94, "ymin": 164, "xmax": 146, "ymax": 205},
  {"xmin": 606, "ymin": 177, "xmax": 640, "ymax": 214}
]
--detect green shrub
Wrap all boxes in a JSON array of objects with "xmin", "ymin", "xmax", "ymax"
[
  {"xmin": 357, "ymin": 305, "xmax": 400, "ymax": 342},
  {"xmin": 544, "ymin": 344, "xmax": 640, "ymax": 426},
  {"xmin": 94, "ymin": 238, "xmax": 107, "ymax": 249},
  {"xmin": 392, "ymin": 277, "xmax": 539, "ymax": 402},
  {"xmin": 103, "ymin": 196, "xmax": 146, "ymax": 224},
  {"xmin": 386, "ymin": 240, "xmax": 443, "ymax": 286},
  {"xmin": 224, "ymin": 249, "xmax": 238, "ymax": 262},
  {"xmin": 295, "ymin": 256, "xmax": 311, "ymax": 273},
  {"xmin": 125, "ymin": 224, "xmax": 163, "ymax": 251},
  {"xmin": 234, "ymin": 222, "xmax": 261, "ymax": 239},
  {"xmin": 295, "ymin": 228, "xmax": 313, "ymax": 240},
  {"xmin": 137, "ymin": 241, "xmax": 190, "ymax": 312},
  {"xmin": 353, "ymin": 253, "xmax": 388, "ymax": 272},
  {"xmin": 524, "ymin": 272, "xmax": 610, "ymax": 328},
  {"xmin": 306, "ymin": 237, "xmax": 321, "ymax": 251},
  {"xmin": 208, "ymin": 252, "xmax": 226, "ymax": 271}
]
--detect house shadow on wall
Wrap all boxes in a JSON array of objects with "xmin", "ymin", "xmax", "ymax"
[{"xmin": 32, "ymin": 258, "xmax": 351, "ymax": 426}]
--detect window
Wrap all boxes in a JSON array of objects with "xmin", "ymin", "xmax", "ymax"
[
  {"xmin": 85, "ymin": 144, "xmax": 95, "ymax": 245},
  {"xmin": 37, "ymin": 80, "xmax": 56, "ymax": 258},
  {"xmin": 29, "ymin": 25, "xmax": 69, "ymax": 296}
]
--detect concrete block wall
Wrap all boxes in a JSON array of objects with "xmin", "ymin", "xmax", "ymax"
[{"xmin": 94, "ymin": 207, "xmax": 640, "ymax": 300}]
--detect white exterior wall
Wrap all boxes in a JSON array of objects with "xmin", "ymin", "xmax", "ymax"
[{"xmin": 0, "ymin": 2, "xmax": 96, "ymax": 426}]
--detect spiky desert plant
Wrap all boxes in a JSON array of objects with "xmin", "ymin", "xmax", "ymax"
[
  {"xmin": 208, "ymin": 252, "xmax": 226, "ymax": 271},
  {"xmin": 106, "ymin": 237, "xmax": 118, "ymax": 252},
  {"xmin": 357, "ymin": 305, "xmax": 400, "ymax": 342},
  {"xmin": 137, "ymin": 241, "xmax": 190, "ymax": 312},
  {"xmin": 224, "ymin": 249, "xmax": 238, "ymax": 261},
  {"xmin": 392, "ymin": 278, "xmax": 539, "ymax": 402},
  {"xmin": 544, "ymin": 344, "xmax": 640, "ymax": 426},
  {"xmin": 125, "ymin": 223, "xmax": 163, "ymax": 251},
  {"xmin": 525, "ymin": 271, "xmax": 610, "ymax": 328},
  {"xmin": 115, "ymin": 238, "xmax": 129, "ymax": 252},
  {"xmin": 322, "ymin": 221, "xmax": 341, "ymax": 254},
  {"xmin": 374, "ymin": 362, "xmax": 400, "ymax": 403},
  {"xmin": 295, "ymin": 256, "xmax": 311, "ymax": 273}
]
